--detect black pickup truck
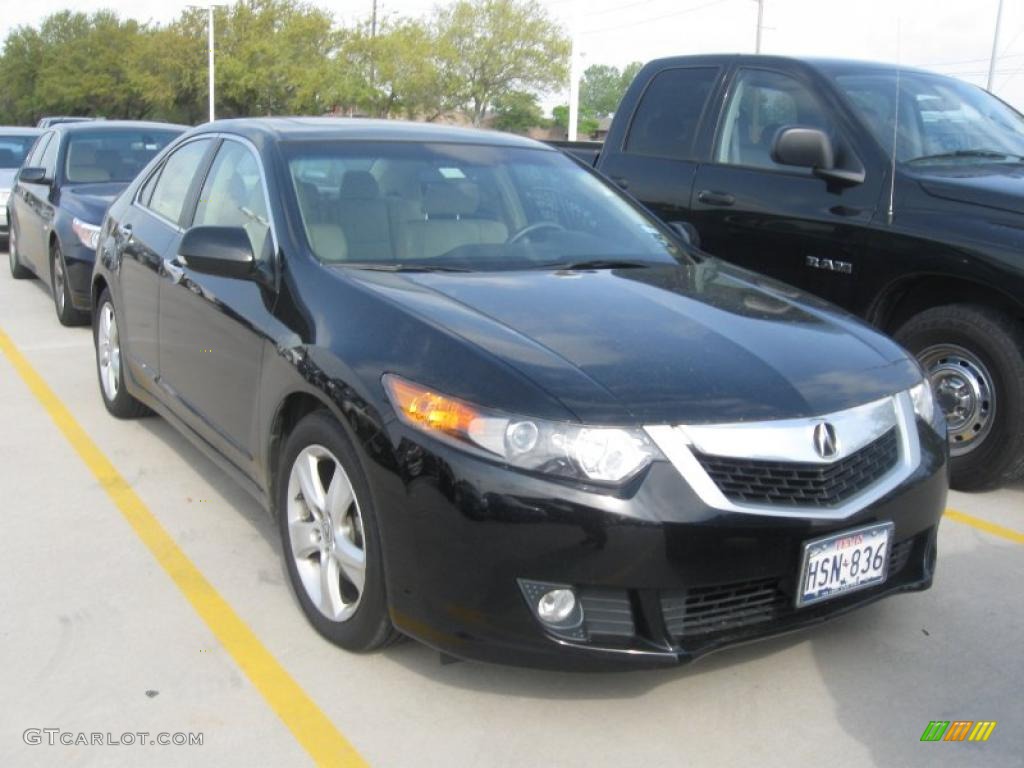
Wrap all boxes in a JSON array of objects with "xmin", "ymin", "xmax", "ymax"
[{"xmin": 557, "ymin": 54, "xmax": 1024, "ymax": 490}]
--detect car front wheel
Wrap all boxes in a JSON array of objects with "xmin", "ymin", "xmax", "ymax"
[
  {"xmin": 51, "ymin": 242, "xmax": 88, "ymax": 326},
  {"xmin": 8, "ymin": 222, "xmax": 32, "ymax": 279},
  {"xmin": 895, "ymin": 303, "xmax": 1024, "ymax": 490},
  {"xmin": 277, "ymin": 410, "xmax": 399, "ymax": 651}
]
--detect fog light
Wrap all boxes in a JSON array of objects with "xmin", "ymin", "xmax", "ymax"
[
  {"xmin": 537, "ymin": 588, "xmax": 576, "ymax": 624},
  {"xmin": 518, "ymin": 579, "xmax": 585, "ymax": 639}
]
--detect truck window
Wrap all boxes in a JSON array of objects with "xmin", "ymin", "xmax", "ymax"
[
  {"xmin": 716, "ymin": 69, "xmax": 832, "ymax": 169},
  {"xmin": 624, "ymin": 67, "xmax": 719, "ymax": 160}
]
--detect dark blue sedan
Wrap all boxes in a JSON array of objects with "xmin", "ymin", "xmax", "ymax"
[{"xmin": 8, "ymin": 120, "xmax": 184, "ymax": 324}]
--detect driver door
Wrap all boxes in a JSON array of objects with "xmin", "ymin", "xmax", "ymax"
[{"xmin": 690, "ymin": 67, "xmax": 880, "ymax": 310}]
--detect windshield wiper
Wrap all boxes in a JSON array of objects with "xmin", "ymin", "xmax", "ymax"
[
  {"xmin": 344, "ymin": 263, "xmax": 473, "ymax": 273},
  {"xmin": 907, "ymin": 149, "xmax": 1024, "ymax": 164},
  {"xmin": 542, "ymin": 259, "xmax": 655, "ymax": 271}
]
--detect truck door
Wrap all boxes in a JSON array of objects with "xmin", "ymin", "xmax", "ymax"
[
  {"xmin": 690, "ymin": 66, "xmax": 881, "ymax": 310},
  {"xmin": 598, "ymin": 66, "xmax": 723, "ymax": 224}
]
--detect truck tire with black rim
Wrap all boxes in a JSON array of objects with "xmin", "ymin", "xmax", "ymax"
[
  {"xmin": 895, "ymin": 304, "xmax": 1024, "ymax": 490},
  {"xmin": 277, "ymin": 410, "xmax": 400, "ymax": 651},
  {"xmin": 93, "ymin": 288, "xmax": 149, "ymax": 419},
  {"xmin": 8, "ymin": 221, "xmax": 32, "ymax": 279},
  {"xmin": 51, "ymin": 241, "xmax": 88, "ymax": 326}
]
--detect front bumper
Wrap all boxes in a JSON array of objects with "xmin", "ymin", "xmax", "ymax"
[{"xmin": 369, "ymin": 419, "xmax": 947, "ymax": 670}]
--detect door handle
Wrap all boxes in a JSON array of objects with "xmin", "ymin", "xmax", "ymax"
[
  {"xmin": 697, "ymin": 190, "xmax": 736, "ymax": 207},
  {"xmin": 162, "ymin": 257, "xmax": 184, "ymax": 283}
]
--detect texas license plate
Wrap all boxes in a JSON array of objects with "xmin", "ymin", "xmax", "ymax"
[{"xmin": 796, "ymin": 522, "xmax": 894, "ymax": 607}]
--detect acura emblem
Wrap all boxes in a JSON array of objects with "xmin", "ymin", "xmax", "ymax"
[{"xmin": 813, "ymin": 422, "xmax": 839, "ymax": 459}]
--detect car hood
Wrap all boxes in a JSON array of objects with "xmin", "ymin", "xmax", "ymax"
[
  {"xmin": 60, "ymin": 182, "xmax": 128, "ymax": 223},
  {"xmin": 346, "ymin": 260, "xmax": 920, "ymax": 425},
  {"xmin": 916, "ymin": 165, "xmax": 1024, "ymax": 215},
  {"xmin": 0, "ymin": 168, "xmax": 16, "ymax": 191}
]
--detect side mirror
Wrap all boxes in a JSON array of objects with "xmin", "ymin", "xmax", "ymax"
[
  {"xmin": 669, "ymin": 221, "xmax": 700, "ymax": 249},
  {"xmin": 178, "ymin": 226, "xmax": 255, "ymax": 279},
  {"xmin": 772, "ymin": 127, "xmax": 865, "ymax": 186},
  {"xmin": 18, "ymin": 167, "xmax": 50, "ymax": 185},
  {"xmin": 772, "ymin": 127, "xmax": 834, "ymax": 170}
]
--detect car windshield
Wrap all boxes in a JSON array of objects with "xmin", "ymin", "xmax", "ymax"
[
  {"xmin": 284, "ymin": 141, "xmax": 688, "ymax": 271},
  {"xmin": 0, "ymin": 136, "xmax": 38, "ymax": 169},
  {"xmin": 65, "ymin": 129, "xmax": 180, "ymax": 183},
  {"xmin": 835, "ymin": 70, "xmax": 1024, "ymax": 165}
]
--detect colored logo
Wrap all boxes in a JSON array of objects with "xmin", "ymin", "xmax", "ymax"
[{"xmin": 920, "ymin": 721, "xmax": 997, "ymax": 742}]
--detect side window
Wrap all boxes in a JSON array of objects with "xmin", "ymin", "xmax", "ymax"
[
  {"xmin": 26, "ymin": 133, "xmax": 52, "ymax": 168},
  {"xmin": 624, "ymin": 67, "xmax": 719, "ymax": 160},
  {"xmin": 39, "ymin": 133, "xmax": 60, "ymax": 178},
  {"xmin": 147, "ymin": 140, "xmax": 212, "ymax": 225},
  {"xmin": 716, "ymin": 69, "xmax": 832, "ymax": 168},
  {"xmin": 193, "ymin": 141, "xmax": 273, "ymax": 262}
]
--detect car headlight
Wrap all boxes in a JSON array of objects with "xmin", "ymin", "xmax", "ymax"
[
  {"xmin": 909, "ymin": 378, "xmax": 943, "ymax": 434},
  {"xmin": 72, "ymin": 217, "xmax": 101, "ymax": 250},
  {"xmin": 383, "ymin": 374, "xmax": 662, "ymax": 484}
]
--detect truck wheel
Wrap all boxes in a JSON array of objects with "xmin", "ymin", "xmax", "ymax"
[{"xmin": 895, "ymin": 304, "xmax": 1024, "ymax": 490}]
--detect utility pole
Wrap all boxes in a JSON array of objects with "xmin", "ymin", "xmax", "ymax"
[
  {"xmin": 754, "ymin": 0, "xmax": 764, "ymax": 54},
  {"xmin": 987, "ymin": 0, "xmax": 1004, "ymax": 91}
]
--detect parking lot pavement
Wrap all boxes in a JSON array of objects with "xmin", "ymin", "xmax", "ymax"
[{"xmin": 1, "ymin": 261, "xmax": 1021, "ymax": 768}]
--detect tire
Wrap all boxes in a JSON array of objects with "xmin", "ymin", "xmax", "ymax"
[
  {"xmin": 93, "ymin": 289, "xmax": 149, "ymax": 419},
  {"xmin": 8, "ymin": 221, "xmax": 32, "ymax": 279},
  {"xmin": 895, "ymin": 304, "xmax": 1024, "ymax": 490},
  {"xmin": 51, "ymin": 242, "xmax": 89, "ymax": 326},
  {"xmin": 277, "ymin": 410, "xmax": 399, "ymax": 651}
]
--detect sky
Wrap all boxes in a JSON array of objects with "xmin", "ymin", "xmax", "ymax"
[{"xmin": 3, "ymin": 0, "xmax": 1024, "ymax": 113}]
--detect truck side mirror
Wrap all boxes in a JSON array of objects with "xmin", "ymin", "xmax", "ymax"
[
  {"xmin": 772, "ymin": 127, "xmax": 834, "ymax": 170},
  {"xmin": 772, "ymin": 127, "xmax": 866, "ymax": 186}
]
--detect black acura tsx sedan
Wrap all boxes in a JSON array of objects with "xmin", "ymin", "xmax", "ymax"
[{"xmin": 91, "ymin": 118, "xmax": 947, "ymax": 669}]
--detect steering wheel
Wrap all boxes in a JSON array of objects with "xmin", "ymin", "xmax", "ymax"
[{"xmin": 508, "ymin": 221, "xmax": 566, "ymax": 244}]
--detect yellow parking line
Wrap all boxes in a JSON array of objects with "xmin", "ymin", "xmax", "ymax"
[
  {"xmin": 946, "ymin": 508, "xmax": 1024, "ymax": 545},
  {"xmin": 0, "ymin": 328, "xmax": 366, "ymax": 768}
]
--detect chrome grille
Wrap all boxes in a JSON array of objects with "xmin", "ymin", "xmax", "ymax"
[{"xmin": 694, "ymin": 428, "xmax": 899, "ymax": 507}]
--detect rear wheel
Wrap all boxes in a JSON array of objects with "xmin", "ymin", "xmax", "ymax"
[
  {"xmin": 8, "ymin": 222, "xmax": 32, "ymax": 279},
  {"xmin": 94, "ymin": 289, "xmax": 149, "ymax": 419},
  {"xmin": 51, "ymin": 242, "xmax": 88, "ymax": 326},
  {"xmin": 277, "ymin": 411, "xmax": 399, "ymax": 651},
  {"xmin": 895, "ymin": 304, "xmax": 1024, "ymax": 490}
]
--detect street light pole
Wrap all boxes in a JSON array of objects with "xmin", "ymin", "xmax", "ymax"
[
  {"xmin": 987, "ymin": 0, "xmax": 1004, "ymax": 91},
  {"xmin": 754, "ymin": 0, "xmax": 764, "ymax": 54},
  {"xmin": 208, "ymin": 5, "xmax": 216, "ymax": 122},
  {"xmin": 568, "ymin": 0, "xmax": 581, "ymax": 141}
]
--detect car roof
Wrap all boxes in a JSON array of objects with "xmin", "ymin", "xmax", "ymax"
[
  {"xmin": 0, "ymin": 126, "xmax": 43, "ymax": 136},
  {"xmin": 53, "ymin": 120, "xmax": 189, "ymax": 135},
  {"xmin": 647, "ymin": 54, "xmax": 945, "ymax": 80},
  {"xmin": 192, "ymin": 117, "xmax": 550, "ymax": 150}
]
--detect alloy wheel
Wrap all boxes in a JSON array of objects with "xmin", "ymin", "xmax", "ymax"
[
  {"xmin": 97, "ymin": 302, "xmax": 121, "ymax": 402},
  {"xmin": 919, "ymin": 343, "xmax": 996, "ymax": 457},
  {"xmin": 286, "ymin": 445, "xmax": 366, "ymax": 622}
]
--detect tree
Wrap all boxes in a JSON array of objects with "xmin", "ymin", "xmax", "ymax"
[
  {"xmin": 551, "ymin": 104, "xmax": 598, "ymax": 138},
  {"xmin": 435, "ymin": 0, "xmax": 569, "ymax": 126},
  {"xmin": 580, "ymin": 60, "xmax": 644, "ymax": 118},
  {"xmin": 492, "ymin": 90, "xmax": 545, "ymax": 133}
]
